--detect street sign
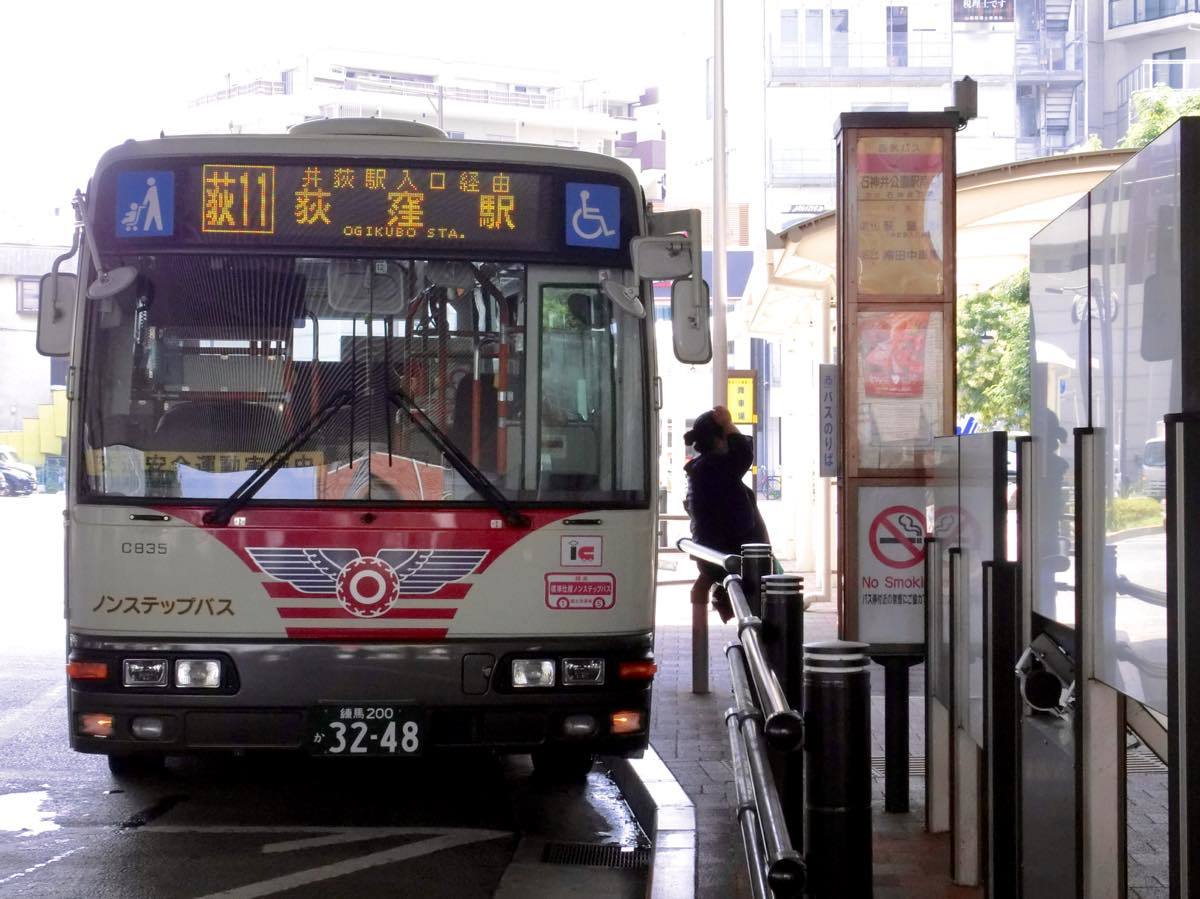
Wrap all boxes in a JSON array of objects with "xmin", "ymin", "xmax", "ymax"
[
  {"xmin": 727, "ymin": 370, "xmax": 757, "ymax": 425},
  {"xmin": 856, "ymin": 485, "xmax": 927, "ymax": 646},
  {"xmin": 819, "ymin": 364, "xmax": 838, "ymax": 477}
]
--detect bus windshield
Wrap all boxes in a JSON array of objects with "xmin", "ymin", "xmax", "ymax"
[{"xmin": 80, "ymin": 254, "xmax": 647, "ymax": 507}]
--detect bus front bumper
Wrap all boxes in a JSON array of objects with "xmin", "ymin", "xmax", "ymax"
[{"xmin": 66, "ymin": 632, "xmax": 653, "ymax": 758}]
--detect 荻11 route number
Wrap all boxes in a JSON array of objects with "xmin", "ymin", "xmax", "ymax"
[{"xmin": 310, "ymin": 706, "xmax": 423, "ymax": 756}]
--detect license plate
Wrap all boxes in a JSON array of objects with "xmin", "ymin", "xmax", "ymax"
[{"xmin": 310, "ymin": 705, "xmax": 424, "ymax": 756}]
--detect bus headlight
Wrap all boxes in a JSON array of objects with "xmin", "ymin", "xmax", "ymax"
[
  {"xmin": 124, "ymin": 659, "xmax": 168, "ymax": 687},
  {"xmin": 511, "ymin": 659, "xmax": 555, "ymax": 688},
  {"xmin": 562, "ymin": 658, "xmax": 605, "ymax": 686},
  {"xmin": 175, "ymin": 659, "xmax": 222, "ymax": 689}
]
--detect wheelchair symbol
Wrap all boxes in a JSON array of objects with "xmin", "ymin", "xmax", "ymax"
[{"xmin": 571, "ymin": 190, "xmax": 616, "ymax": 241}]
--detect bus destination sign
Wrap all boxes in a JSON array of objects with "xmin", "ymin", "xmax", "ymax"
[
  {"xmin": 200, "ymin": 163, "xmax": 542, "ymax": 247},
  {"xmin": 112, "ymin": 162, "xmax": 557, "ymax": 252}
]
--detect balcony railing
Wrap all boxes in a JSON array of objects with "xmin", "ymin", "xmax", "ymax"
[
  {"xmin": 190, "ymin": 80, "xmax": 285, "ymax": 107},
  {"xmin": 1015, "ymin": 30, "xmax": 1085, "ymax": 78},
  {"xmin": 1109, "ymin": 0, "xmax": 1199, "ymax": 28},
  {"xmin": 193, "ymin": 75, "xmax": 634, "ymax": 119},
  {"xmin": 1116, "ymin": 59, "xmax": 1200, "ymax": 129},
  {"xmin": 770, "ymin": 35, "xmax": 952, "ymax": 82}
]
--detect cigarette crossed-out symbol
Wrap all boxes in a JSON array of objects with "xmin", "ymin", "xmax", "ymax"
[{"xmin": 868, "ymin": 506, "xmax": 926, "ymax": 570}]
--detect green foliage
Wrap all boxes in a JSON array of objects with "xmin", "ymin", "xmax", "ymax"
[
  {"xmin": 1107, "ymin": 496, "xmax": 1164, "ymax": 533},
  {"xmin": 1117, "ymin": 87, "xmax": 1200, "ymax": 149},
  {"xmin": 1079, "ymin": 133, "xmax": 1104, "ymax": 151},
  {"xmin": 957, "ymin": 269, "xmax": 1030, "ymax": 432}
]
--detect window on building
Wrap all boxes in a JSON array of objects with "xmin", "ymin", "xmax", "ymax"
[
  {"xmin": 805, "ymin": 10, "xmax": 824, "ymax": 66},
  {"xmin": 446, "ymin": 130, "xmax": 466, "ymax": 140},
  {"xmin": 1153, "ymin": 48, "xmax": 1186, "ymax": 90},
  {"xmin": 780, "ymin": 9, "xmax": 799, "ymax": 44},
  {"xmin": 887, "ymin": 6, "xmax": 908, "ymax": 67},
  {"xmin": 50, "ymin": 357, "xmax": 68, "ymax": 387},
  {"xmin": 1017, "ymin": 84, "xmax": 1039, "ymax": 137},
  {"xmin": 16, "ymin": 277, "xmax": 39, "ymax": 314},
  {"xmin": 1110, "ymin": 0, "xmax": 1193, "ymax": 28},
  {"xmin": 831, "ymin": 9, "xmax": 849, "ymax": 66}
]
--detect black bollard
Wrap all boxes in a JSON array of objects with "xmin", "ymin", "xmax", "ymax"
[
  {"xmin": 804, "ymin": 640, "xmax": 872, "ymax": 898},
  {"xmin": 741, "ymin": 543, "xmax": 773, "ymax": 617},
  {"xmin": 760, "ymin": 574, "xmax": 803, "ymax": 704},
  {"xmin": 761, "ymin": 573, "xmax": 805, "ymax": 851}
]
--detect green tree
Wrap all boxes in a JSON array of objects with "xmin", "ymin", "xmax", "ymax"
[
  {"xmin": 1118, "ymin": 87, "xmax": 1200, "ymax": 149},
  {"xmin": 957, "ymin": 269, "xmax": 1030, "ymax": 432}
]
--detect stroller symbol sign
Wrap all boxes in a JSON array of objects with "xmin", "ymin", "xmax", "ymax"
[
  {"xmin": 115, "ymin": 170, "xmax": 174, "ymax": 238},
  {"xmin": 565, "ymin": 182, "xmax": 620, "ymax": 249}
]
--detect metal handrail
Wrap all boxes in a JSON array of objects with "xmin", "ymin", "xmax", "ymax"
[
  {"xmin": 677, "ymin": 537, "xmax": 807, "ymax": 895},
  {"xmin": 677, "ymin": 537, "xmax": 740, "ymax": 573},
  {"xmin": 726, "ymin": 578, "xmax": 804, "ymax": 749}
]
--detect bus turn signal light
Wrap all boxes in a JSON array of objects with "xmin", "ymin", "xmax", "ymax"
[
  {"xmin": 610, "ymin": 711, "xmax": 643, "ymax": 735},
  {"xmin": 617, "ymin": 661, "xmax": 657, "ymax": 681},
  {"xmin": 67, "ymin": 661, "xmax": 109, "ymax": 680},
  {"xmin": 78, "ymin": 713, "xmax": 114, "ymax": 738}
]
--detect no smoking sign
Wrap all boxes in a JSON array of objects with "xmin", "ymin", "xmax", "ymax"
[{"xmin": 868, "ymin": 505, "xmax": 926, "ymax": 570}]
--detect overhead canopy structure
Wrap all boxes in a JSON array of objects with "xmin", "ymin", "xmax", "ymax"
[{"xmin": 748, "ymin": 148, "xmax": 1137, "ymax": 336}]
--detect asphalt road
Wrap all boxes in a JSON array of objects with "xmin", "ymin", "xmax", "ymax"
[{"xmin": 0, "ymin": 494, "xmax": 647, "ymax": 898}]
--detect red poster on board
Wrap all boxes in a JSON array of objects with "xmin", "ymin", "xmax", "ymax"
[{"xmin": 860, "ymin": 310, "xmax": 930, "ymax": 398}]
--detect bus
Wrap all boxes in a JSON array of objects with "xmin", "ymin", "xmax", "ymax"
[{"xmin": 37, "ymin": 118, "xmax": 711, "ymax": 777}]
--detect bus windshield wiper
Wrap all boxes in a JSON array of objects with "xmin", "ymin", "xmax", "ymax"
[
  {"xmin": 388, "ymin": 388, "xmax": 530, "ymax": 529},
  {"xmin": 203, "ymin": 389, "xmax": 353, "ymax": 527}
]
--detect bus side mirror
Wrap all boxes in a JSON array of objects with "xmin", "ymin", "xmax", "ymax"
[
  {"xmin": 37, "ymin": 272, "xmax": 78, "ymax": 357},
  {"xmin": 670, "ymin": 277, "xmax": 712, "ymax": 364}
]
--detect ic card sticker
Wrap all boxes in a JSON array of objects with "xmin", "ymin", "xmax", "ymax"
[{"xmin": 544, "ymin": 573, "xmax": 616, "ymax": 610}]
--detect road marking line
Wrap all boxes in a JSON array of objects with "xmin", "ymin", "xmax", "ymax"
[
  {"xmin": 191, "ymin": 828, "xmax": 510, "ymax": 898},
  {"xmin": 0, "ymin": 847, "xmax": 84, "ymax": 886}
]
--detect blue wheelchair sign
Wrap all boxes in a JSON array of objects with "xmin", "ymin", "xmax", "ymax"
[
  {"xmin": 116, "ymin": 170, "xmax": 174, "ymax": 238},
  {"xmin": 565, "ymin": 182, "xmax": 620, "ymax": 249}
]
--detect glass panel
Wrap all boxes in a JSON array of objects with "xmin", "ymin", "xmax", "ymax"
[
  {"xmin": 929, "ymin": 434, "xmax": 959, "ymax": 705},
  {"xmin": 886, "ymin": 6, "xmax": 908, "ymax": 67},
  {"xmin": 960, "ymin": 432, "xmax": 1004, "ymax": 746},
  {"xmin": 855, "ymin": 308, "xmax": 943, "ymax": 469},
  {"xmin": 80, "ymin": 254, "xmax": 646, "ymax": 507},
  {"xmin": 1030, "ymin": 193, "xmax": 1090, "ymax": 624},
  {"xmin": 537, "ymin": 284, "xmax": 644, "ymax": 501},
  {"xmin": 805, "ymin": 10, "xmax": 824, "ymax": 66},
  {"xmin": 831, "ymin": 9, "xmax": 849, "ymax": 67},
  {"xmin": 1090, "ymin": 123, "xmax": 1179, "ymax": 713}
]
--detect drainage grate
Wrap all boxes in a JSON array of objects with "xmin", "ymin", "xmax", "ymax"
[
  {"xmin": 871, "ymin": 756, "xmax": 926, "ymax": 778},
  {"xmin": 1127, "ymin": 744, "xmax": 1167, "ymax": 774},
  {"xmin": 541, "ymin": 842, "xmax": 651, "ymax": 869}
]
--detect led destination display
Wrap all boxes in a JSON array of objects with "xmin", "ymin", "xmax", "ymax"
[
  {"xmin": 105, "ymin": 160, "xmax": 589, "ymax": 254},
  {"xmin": 199, "ymin": 162, "xmax": 544, "ymax": 247}
]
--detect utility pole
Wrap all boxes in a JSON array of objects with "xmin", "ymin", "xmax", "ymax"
[{"xmin": 712, "ymin": 0, "xmax": 729, "ymax": 405}]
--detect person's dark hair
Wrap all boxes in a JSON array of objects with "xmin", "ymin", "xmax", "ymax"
[{"xmin": 684, "ymin": 410, "xmax": 722, "ymax": 454}]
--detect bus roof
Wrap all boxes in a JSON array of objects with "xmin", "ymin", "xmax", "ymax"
[{"xmin": 94, "ymin": 128, "xmax": 641, "ymax": 193}]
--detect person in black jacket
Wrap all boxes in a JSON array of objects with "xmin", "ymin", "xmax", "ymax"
[{"xmin": 683, "ymin": 405, "xmax": 769, "ymax": 621}]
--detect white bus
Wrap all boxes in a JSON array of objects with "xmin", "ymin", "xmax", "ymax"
[{"xmin": 38, "ymin": 118, "xmax": 710, "ymax": 777}]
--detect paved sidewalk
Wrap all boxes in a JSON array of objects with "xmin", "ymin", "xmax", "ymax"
[{"xmin": 650, "ymin": 582, "xmax": 979, "ymax": 898}]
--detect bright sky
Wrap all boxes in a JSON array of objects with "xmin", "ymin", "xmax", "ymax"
[{"xmin": 2, "ymin": 0, "xmax": 678, "ymax": 243}]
